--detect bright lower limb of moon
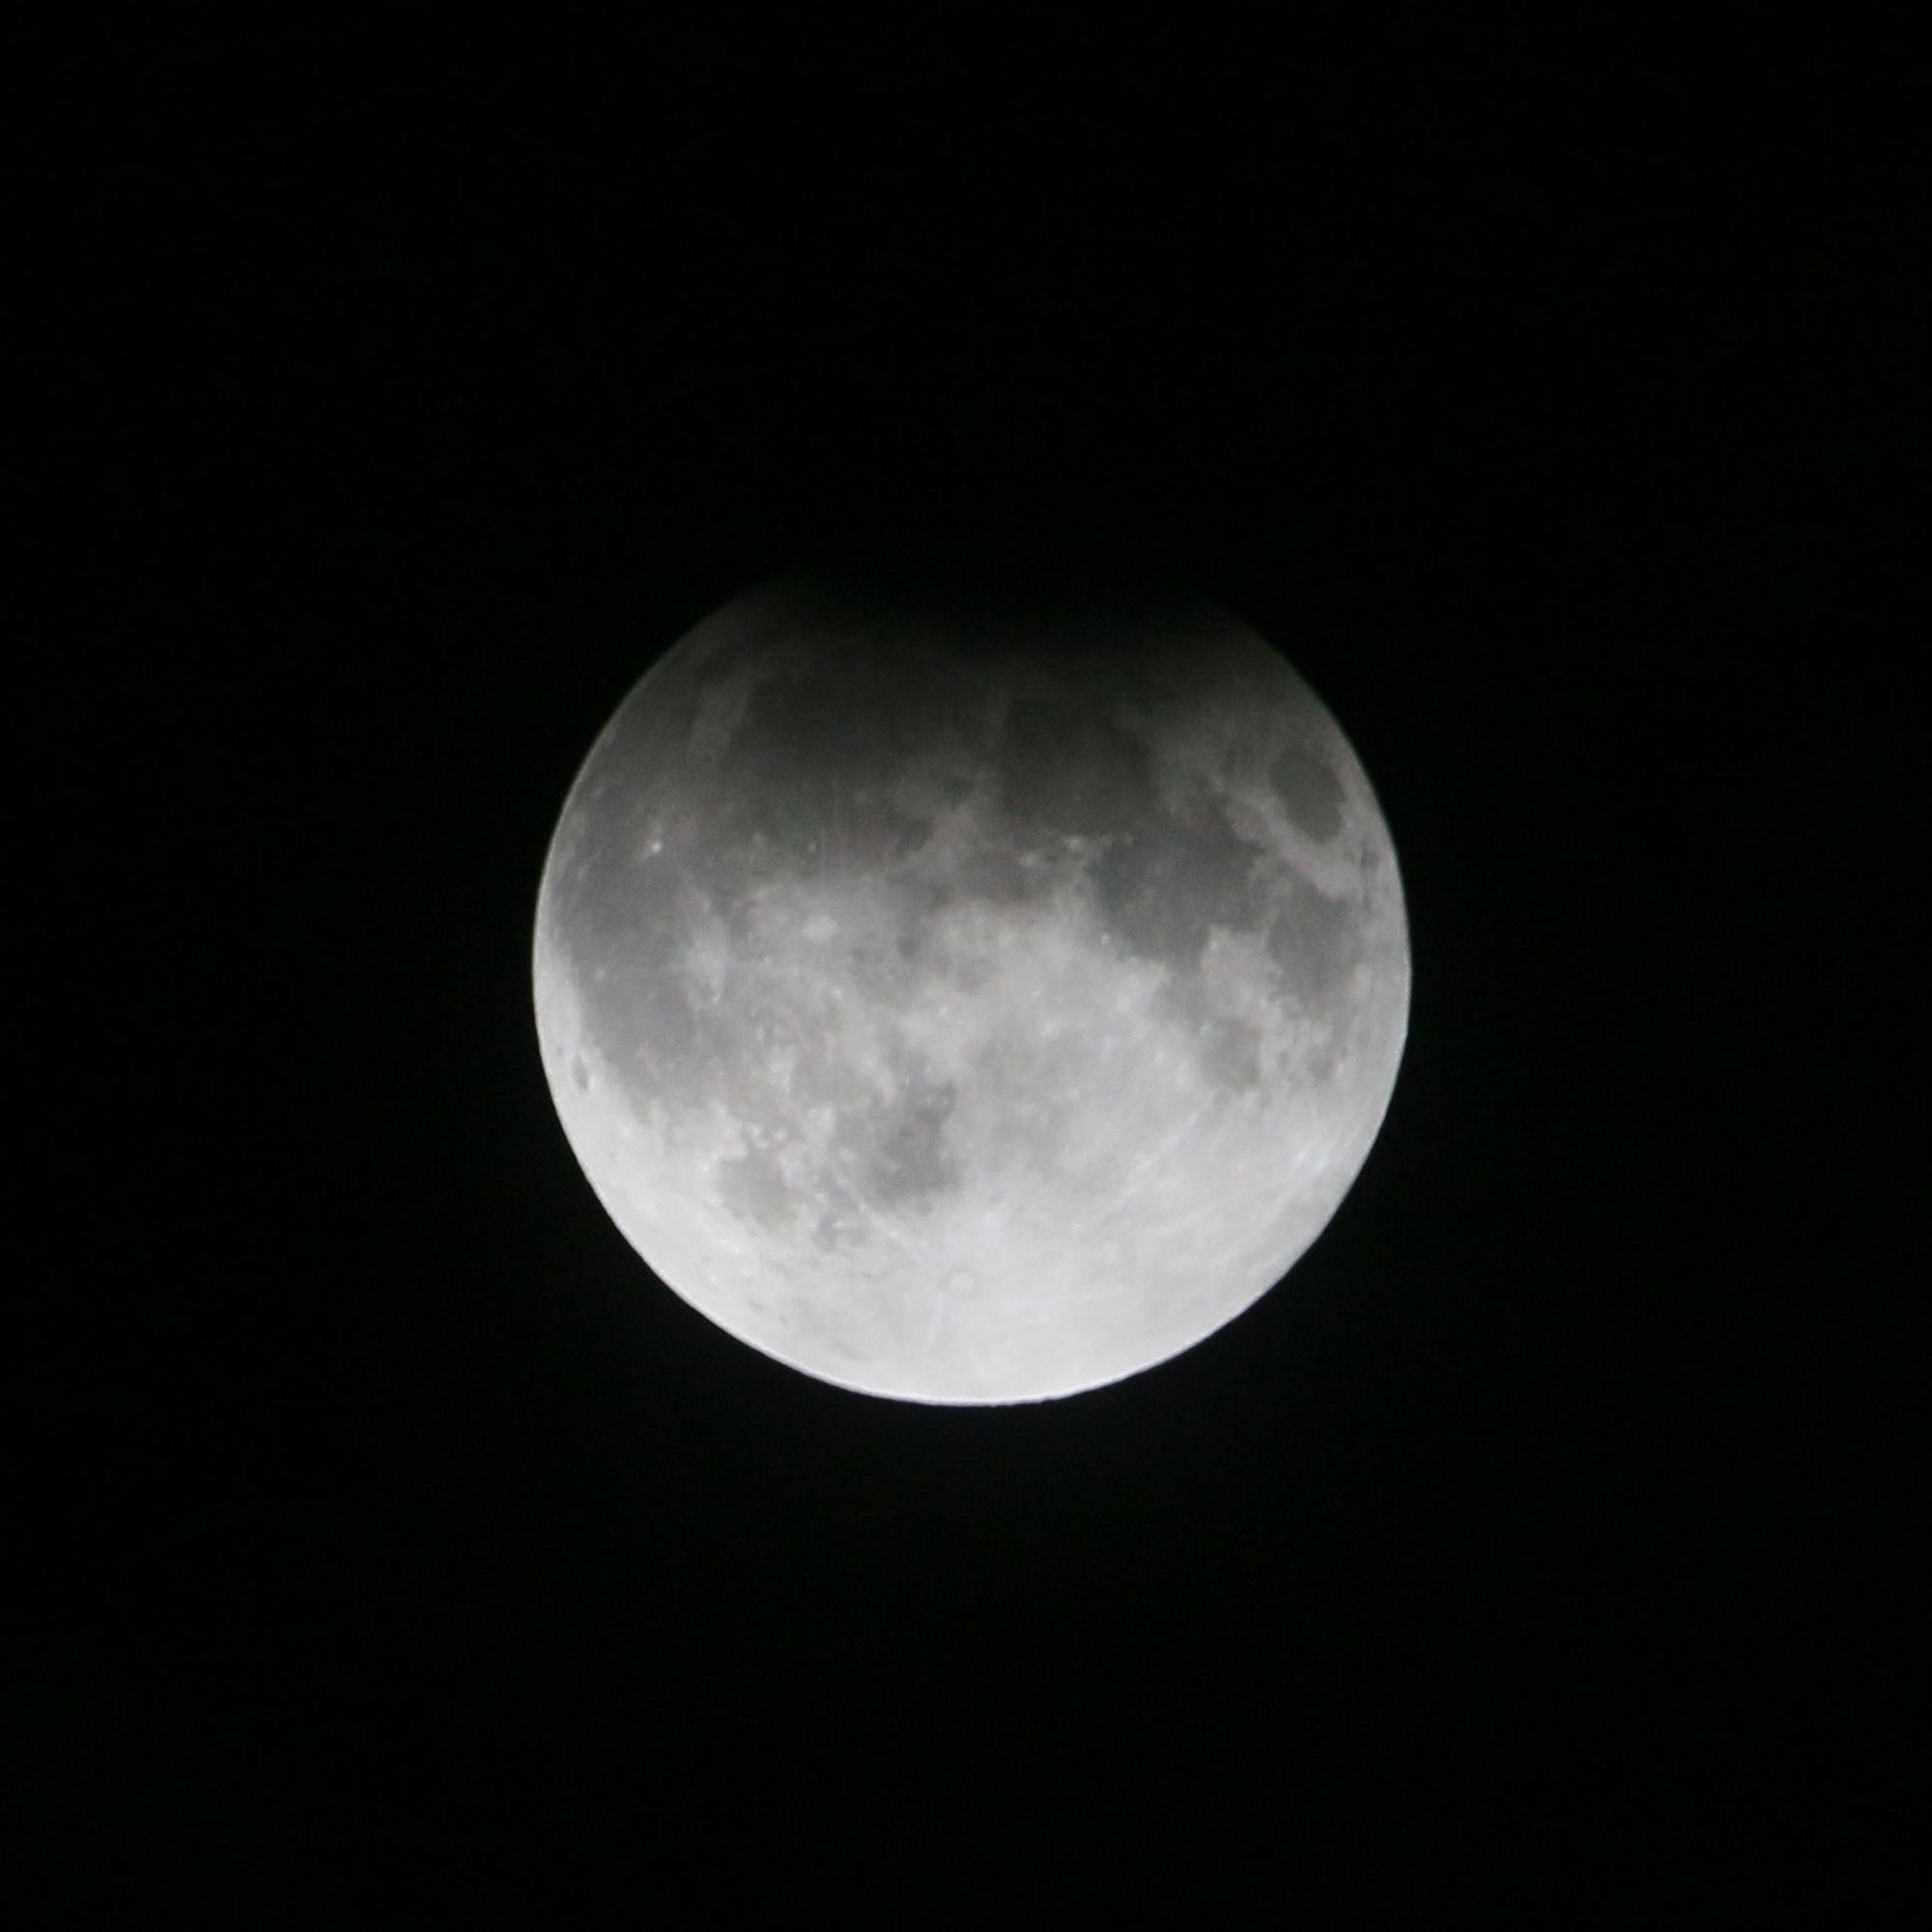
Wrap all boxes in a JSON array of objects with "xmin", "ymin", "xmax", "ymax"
[{"xmin": 532, "ymin": 577, "xmax": 1408, "ymax": 1403}]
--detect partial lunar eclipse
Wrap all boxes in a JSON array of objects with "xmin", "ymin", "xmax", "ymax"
[{"xmin": 533, "ymin": 566, "xmax": 1408, "ymax": 1403}]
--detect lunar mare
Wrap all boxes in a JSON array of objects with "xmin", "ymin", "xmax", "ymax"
[{"xmin": 533, "ymin": 575, "xmax": 1408, "ymax": 1403}]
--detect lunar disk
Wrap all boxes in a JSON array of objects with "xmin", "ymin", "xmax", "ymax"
[{"xmin": 533, "ymin": 572, "xmax": 1408, "ymax": 1403}]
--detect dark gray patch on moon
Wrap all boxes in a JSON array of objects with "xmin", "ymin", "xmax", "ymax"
[
  {"xmin": 1269, "ymin": 742, "xmax": 1347, "ymax": 841},
  {"xmin": 952, "ymin": 843, "xmax": 1034, "ymax": 905},
  {"xmin": 717, "ymin": 1144, "xmax": 795, "ymax": 1228},
  {"xmin": 844, "ymin": 1069, "xmax": 961, "ymax": 1213},
  {"xmin": 1090, "ymin": 807, "xmax": 1265, "ymax": 972},
  {"xmin": 1265, "ymin": 881, "xmax": 1357, "ymax": 1006},
  {"xmin": 1197, "ymin": 1015, "xmax": 1264, "ymax": 1091},
  {"xmin": 711, "ymin": 653, "xmax": 961, "ymax": 872},
  {"xmin": 999, "ymin": 696, "xmax": 1156, "ymax": 840}
]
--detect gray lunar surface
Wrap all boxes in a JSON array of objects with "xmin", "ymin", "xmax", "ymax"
[{"xmin": 533, "ymin": 574, "xmax": 1409, "ymax": 1403}]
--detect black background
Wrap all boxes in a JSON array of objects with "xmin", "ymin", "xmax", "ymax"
[{"xmin": 39, "ymin": 20, "xmax": 1912, "ymax": 1919}]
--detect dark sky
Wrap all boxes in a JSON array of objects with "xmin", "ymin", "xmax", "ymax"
[{"xmin": 41, "ymin": 24, "xmax": 1910, "ymax": 1919}]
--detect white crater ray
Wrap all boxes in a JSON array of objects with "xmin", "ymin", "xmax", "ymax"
[{"xmin": 532, "ymin": 568, "xmax": 1409, "ymax": 1404}]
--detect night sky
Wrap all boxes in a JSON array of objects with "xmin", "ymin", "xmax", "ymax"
[{"xmin": 42, "ymin": 24, "xmax": 1910, "ymax": 1918}]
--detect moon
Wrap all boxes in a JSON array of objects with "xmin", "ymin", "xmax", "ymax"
[{"xmin": 532, "ymin": 566, "xmax": 1408, "ymax": 1404}]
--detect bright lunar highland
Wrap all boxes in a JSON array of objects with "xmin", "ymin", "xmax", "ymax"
[{"xmin": 533, "ymin": 572, "xmax": 1409, "ymax": 1403}]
